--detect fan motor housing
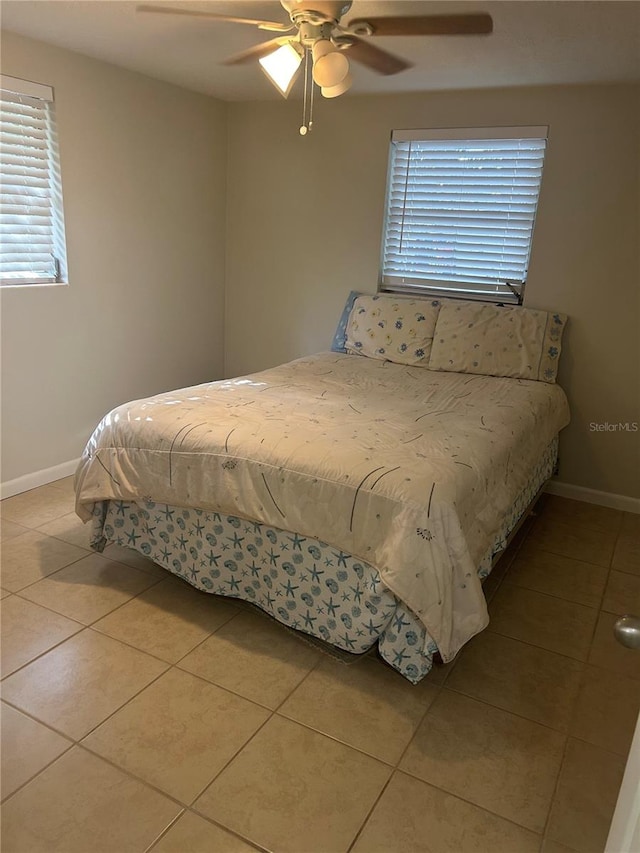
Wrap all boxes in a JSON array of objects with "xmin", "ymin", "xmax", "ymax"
[{"xmin": 281, "ymin": 1, "xmax": 352, "ymax": 25}]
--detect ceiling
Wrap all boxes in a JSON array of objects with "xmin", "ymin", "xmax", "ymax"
[{"xmin": 1, "ymin": 1, "xmax": 639, "ymax": 101}]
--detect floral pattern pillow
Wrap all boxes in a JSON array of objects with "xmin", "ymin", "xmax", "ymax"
[
  {"xmin": 428, "ymin": 301, "xmax": 567, "ymax": 383},
  {"xmin": 344, "ymin": 294, "xmax": 443, "ymax": 366}
]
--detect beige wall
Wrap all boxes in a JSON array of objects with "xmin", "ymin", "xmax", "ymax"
[
  {"xmin": 225, "ymin": 84, "xmax": 640, "ymax": 500},
  {"xmin": 1, "ymin": 32, "xmax": 228, "ymax": 484}
]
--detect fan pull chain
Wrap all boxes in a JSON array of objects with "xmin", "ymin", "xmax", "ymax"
[
  {"xmin": 308, "ymin": 64, "xmax": 315, "ymax": 132},
  {"xmin": 300, "ymin": 48, "xmax": 313, "ymax": 136}
]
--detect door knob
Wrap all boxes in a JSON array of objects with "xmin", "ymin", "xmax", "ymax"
[{"xmin": 613, "ymin": 615, "xmax": 640, "ymax": 650}]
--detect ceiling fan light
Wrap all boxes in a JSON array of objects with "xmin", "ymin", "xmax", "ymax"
[
  {"xmin": 321, "ymin": 70, "xmax": 352, "ymax": 98},
  {"xmin": 259, "ymin": 42, "xmax": 303, "ymax": 97},
  {"xmin": 313, "ymin": 50, "xmax": 349, "ymax": 88},
  {"xmin": 311, "ymin": 39, "xmax": 333, "ymax": 61},
  {"xmin": 312, "ymin": 38, "xmax": 349, "ymax": 88}
]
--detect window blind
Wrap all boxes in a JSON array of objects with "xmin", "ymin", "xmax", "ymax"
[
  {"xmin": 0, "ymin": 75, "xmax": 67, "ymax": 286},
  {"xmin": 380, "ymin": 127, "xmax": 548, "ymax": 303}
]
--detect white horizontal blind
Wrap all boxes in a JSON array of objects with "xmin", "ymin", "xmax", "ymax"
[
  {"xmin": 380, "ymin": 127, "xmax": 548, "ymax": 303},
  {"xmin": 0, "ymin": 75, "xmax": 68, "ymax": 286}
]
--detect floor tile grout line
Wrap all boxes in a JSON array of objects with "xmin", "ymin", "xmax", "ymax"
[
  {"xmin": 396, "ymin": 764, "xmax": 550, "ymax": 838},
  {"xmin": 606, "ymin": 564, "xmax": 640, "ymax": 580},
  {"xmin": 186, "ymin": 803, "xmax": 272, "ymax": 852},
  {"xmin": 272, "ymin": 707, "xmax": 397, "ymax": 769},
  {"xmin": 539, "ymin": 729, "xmax": 571, "ymax": 847},
  {"xmin": 4, "ymin": 663, "xmax": 280, "ymax": 813},
  {"xmin": 85, "ymin": 725, "xmax": 293, "ymax": 853},
  {"xmin": 480, "ymin": 625, "xmax": 595, "ymax": 669},
  {"xmin": 7, "ymin": 690, "xmax": 627, "ymax": 852},
  {"xmin": 75, "ymin": 740, "xmax": 203, "ymax": 811},
  {"xmin": 163, "ymin": 691, "xmax": 632, "ymax": 853},
  {"xmin": 71, "ymin": 662, "xmax": 172, "ymax": 743},
  {"xmin": 157, "ymin": 604, "xmax": 242, "ymax": 670},
  {"xmin": 389, "ymin": 684, "xmax": 445, "ymax": 772},
  {"xmin": 519, "ymin": 541, "xmax": 617, "ymax": 571},
  {"xmin": 562, "ymin": 731, "xmax": 637, "ymax": 762},
  {"xmin": 1, "ymin": 546, "xmax": 95, "ymax": 596},
  {"xmin": 0, "ymin": 583, "xmax": 185, "ymax": 682},
  {"xmin": 484, "ymin": 625, "xmax": 593, "ymax": 665},
  {"xmin": 9, "ymin": 575, "xmax": 164, "ymax": 630},
  {"xmin": 0, "ymin": 739, "xmax": 75, "ymax": 805},
  {"xmin": 32, "ymin": 528, "xmax": 98, "ymax": 553},
  {"xmin": 512, "ymin": 513, "xmax": 640, "ymax": 684},
  {"xmin": 168, "ymin": 661, "xmax": 276, "ymax": 714},
  {"xmin": 1, "ymin": 622, "xmax": 86, "ymax": 683},
  {"xmin": 585, "ymin": 541, "xmax": 615, "ymax": 661},
  {"xmin": 535, "ymin": 515, "xmax": 624, "ymax": 539},
  {"xmin": 386, "ymin": 654, "xmax": 569, "ymax": 839},
  {"xmin": 86, "ymin": 623, "xmax": 207, "ymax": 670},
  {"xmin": 86, "ymin": 587, "xmax": 241, "ymax": 669},
  {"xmin": 142, "ymin": 808, "xmax": 187, "ymax": 853},
  {"xmin": 539, "ymin": 506, "xmax": 629, "ymax": 848},
  {"xmin": 500, "ymin": 576, "xmax": 607, "ymax": 612},
  {"xmin": 83, "ymin": 706, "xmax": 273, "ymax": 819},
  {"xmin": 499, "ymin": 572, "xmax": 607, "ymax": 609},
  {"xmin": 271, "ymin": 653, "xmax": 324, "ymax": 714},
  {"xmin": 0, "ymin": 503, "xmax": 83, "ymax": 528},
  {"xmin": 184, "ymin": 711, "xmax": 276, "ymax": 810},
  {"xmin": 0, "ymin": 508, "xmax": 78, "ymax": 532},
  {"xmin": 534, "ymin": 496, "xmax": 624, "ymax": 527},
  {"xmin": 437, "ymin": 680, "xmax": 583, "ymax": 739},
  {"xmin": 456, "ymin": 520, "xmax": 600, "ymax": 741},
  {"xmin": 20, "ymin": 630, "xmax": 295, "ymax": 810},
  {"xmin": 144, "ymin": 805, "xmax": 270, "ymax": 853},
  {"xmin": 601, "ymin": 577, "xmax": 640, "ymax": 616},
  {"xmin": 346, "ymin": 771, "xmax": 396, "ymax": 853},
  {"xmin": 0, "ymin": 697, "xmax": 78, "ymax": 744},
  {"xmin": 487, "ymin": 566, "xmax": 602, "ymax": 661},
  {"xmin": 7, "ymin": 552, "xmax": 165, "ymax": 618},
  {"xmin": 4, "ymin": 547, "xmax": 246, "ymax": 674},
  {"xmin": 443, "ymin": 675, "xmax": 583, "ymax": 738}
]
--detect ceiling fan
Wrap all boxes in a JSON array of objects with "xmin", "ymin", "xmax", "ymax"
[{"xmin": 138, "ymin": 1, "xmax": 493, "ymax": 130}]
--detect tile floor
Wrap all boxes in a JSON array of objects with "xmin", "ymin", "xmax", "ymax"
[{"xmin": 1, "ymin": 480, "xmax": 639, "ymax": 853}]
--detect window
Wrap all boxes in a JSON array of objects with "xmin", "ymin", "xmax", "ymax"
[
  {"xmin": 380, "ymin": 127, "xmax": 548, "ymax": 304},
  {"xmin": 0, "ymin": 75, "xmax": 68, "ymax": 287}
]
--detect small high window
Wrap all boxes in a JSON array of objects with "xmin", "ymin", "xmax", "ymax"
[
  {"xmin": 0, "ymin": 75, "xmax": 68, "ymax": 287},
  {"xmin": 380, "ymin": 127, "xmax": 548, "ymax": 304}
]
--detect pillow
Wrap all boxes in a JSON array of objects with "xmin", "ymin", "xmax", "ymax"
[
  {"xmin": 331, "ymin": 290, "xmax": 361, "ymax": 353},
  {"xmin": 428, "ymin": 300, "xmax": 567, "ymax": 383},
  {"xmin": 344, "ymin": 293, "xmax": 443, "ymax": 366}
]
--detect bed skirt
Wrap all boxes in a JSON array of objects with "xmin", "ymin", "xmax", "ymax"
[{"xmin": 87, "ymin": 438, "xmax": 558, "ymax": 683}]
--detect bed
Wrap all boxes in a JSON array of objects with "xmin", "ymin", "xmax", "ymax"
[{"xmin": 75, "ymin": 293, "xmax": 570, "ymax": 683}]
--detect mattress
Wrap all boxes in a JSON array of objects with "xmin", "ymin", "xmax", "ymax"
[{"xmin": 76, "ymin": 351, "xmax": 570, "ymax": 661}]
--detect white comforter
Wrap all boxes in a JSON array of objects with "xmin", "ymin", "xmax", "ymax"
[{"xmin": 75, "ymin": 352, "xmax": 570, "ymax": 660}]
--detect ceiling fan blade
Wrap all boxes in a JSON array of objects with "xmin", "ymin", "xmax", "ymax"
[
  {"xmin": 136, "ymin": 5, "xmax": 292, "ymax": 32},
  {"xmin": 222, "ymin": 37, "xmax": 292, "ymax": 66},
  {"xmin": 347, "ymin": 14, "xmax": 493, "ymax": 37},
  {"xmin": 344, "ymin": 37, "xmax": 411, "ymax": 75}
]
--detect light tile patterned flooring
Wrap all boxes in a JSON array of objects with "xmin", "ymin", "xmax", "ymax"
[{"xmin": 1, "ymin": 480, "xmax": 639, "ymax": 853}]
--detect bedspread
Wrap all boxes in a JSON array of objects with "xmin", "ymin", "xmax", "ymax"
[{"xmin": 75, "ymin": 352, "xmax": 570, "ymax": 661}]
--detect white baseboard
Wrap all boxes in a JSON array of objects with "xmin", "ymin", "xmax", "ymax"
[
  {"xmin": 545, "ymin": 480, "xmax": 640, "ymax": 514},
  {"xmin": 1, "ymin": 458, "xmax": 80, "ymax": 499}
]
